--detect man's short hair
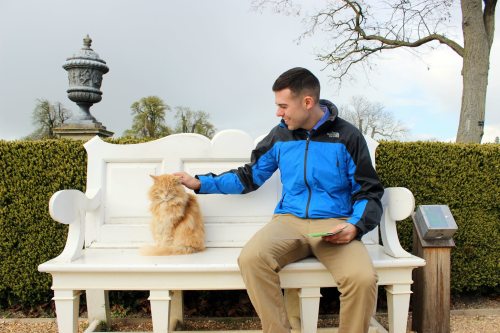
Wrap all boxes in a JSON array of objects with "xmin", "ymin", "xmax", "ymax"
[{"xmin": 272, "ymin": 67, "xmax": 320, "ymax": 102}]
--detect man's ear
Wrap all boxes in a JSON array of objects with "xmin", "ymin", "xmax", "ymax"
[{"xmin": 304, "ymin": 96, "xmax": 315, "ymax": 110}]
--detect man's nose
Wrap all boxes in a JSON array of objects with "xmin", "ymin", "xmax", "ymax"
[{"xmin": 276, "ymin": 108, "xmax": 284, "ymax": 117}]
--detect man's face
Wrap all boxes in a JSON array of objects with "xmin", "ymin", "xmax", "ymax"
[{"xmin": 274, "ymin": 88, "xmax": 309, "ymax": 130}]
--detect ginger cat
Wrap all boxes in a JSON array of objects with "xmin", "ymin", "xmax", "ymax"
[{"xmin": 141, "ymin": 174, "xmax": 205, "ymax": 256}]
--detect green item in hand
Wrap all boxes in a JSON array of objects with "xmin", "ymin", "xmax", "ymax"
[{"xmin": 307, "ymin": 225, "xmax": 347, "ymax": 237}]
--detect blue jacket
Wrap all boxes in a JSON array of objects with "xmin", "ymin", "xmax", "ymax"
[{"xmin": 196, "ymin": 100, "xmax": 384, "ymax": 236}]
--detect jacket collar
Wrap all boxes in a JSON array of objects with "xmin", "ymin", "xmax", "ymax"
[{"xmin": 319, "ymin": 99, "xmax": 338, "ymax": 122}]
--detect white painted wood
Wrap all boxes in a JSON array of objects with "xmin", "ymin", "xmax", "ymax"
[
  {"xmin": 364, "ymin": 135, "xmax": 379, "ymax": 167},
  {"xmin": 380, "ymin": 187, "xmax": 415, "ymax": 258},
  {"xmin": 211, "ymin": 129, "xmax": 254, "ymax": 157},
  {"xmin": 385, "ymin": 284, "xmax": 412, "ymax": 333},
  {"xmin": 370, "ymin": 317, "xmax": 389, "ymax": 333},
  {"xmin": 254, "ymin": 134, "xmax": 267, "ymax": 147},
  {"xmin": 149, "ymin": 290, "xmax": 171, "ymax": 333},
  {"xmin": 49, "ymin": 190, "xmax": 85, "ymax": 225},
  {"xmin": 361, "ymin": 225, "xmax": 379, "ymax": 245},
  {"xmin": 83, "ymin": 133, "xmax": 212, "ymax": 248},
  {"xmin": 53, "ymin": 290, "xmax": 81, "ymax": 333},
  {"xmin": 48, "ymin": 189, "xmax": 102, "ymax": 261},
  {"xmin": 83, "ymin": 319, "xmax": 100, "ymax": 333},
  {"xmin": 86, "ymin": 289, "xmax": 110, "ymax": 328},
  {"xmin": 382, "ymin": 187, "xmax": 415, "ymax": 221},
  {"xmin": 104, "ymin": 163, "xmax": 157, "ymax": 219},
  {"xmin": 49, "ymin": 190, "xmax": 86, "ymax": 262},
  {"xmin": 38, "ymin": 130, "xmax": 426, "ymax": 333},
  {"xmin": 85, "ymin": 188, "xmax": 102, "ymax": 211},
  {"xmin": 169, "ymin": 290, "xmax": 183, "ymax": 331},
  {"xmin": 299, "ymin": 287, "xmax": 322, "ymax": 333},
  {"xmin": 40, "ymin": 246, "xmax": 421, "ymax": 277}
]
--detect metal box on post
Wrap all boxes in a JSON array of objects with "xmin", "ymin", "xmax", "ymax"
[
  {"xmin": 414, "ymin": 205, "xmax": 458, "ymax": 240},
  {"xmin": 412, "ymin": 204, "xmax": 458, "ymax": 333}
]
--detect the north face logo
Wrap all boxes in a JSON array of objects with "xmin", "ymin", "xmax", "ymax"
[{"xmin": 327, "ymin": 131, "xmax": 340, "ymax": 138}]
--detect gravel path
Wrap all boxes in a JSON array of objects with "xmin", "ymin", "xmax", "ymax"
[{"xmin": 1, "ymin": 311, "xmax": 499, "ymax": 332}]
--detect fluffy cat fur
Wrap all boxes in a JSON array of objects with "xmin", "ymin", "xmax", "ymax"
[{"xmin": 141, "ymin": 174, "xmax": 205, "ymax": 256}]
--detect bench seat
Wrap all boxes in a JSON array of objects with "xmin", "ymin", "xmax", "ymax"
[{"xmin": 40, "ymin": 246, "xmax": 421, "ymax": 275}]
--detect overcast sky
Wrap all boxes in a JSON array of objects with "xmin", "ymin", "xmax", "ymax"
[{"xmin": 1, "ymin": 0, "xmax": 499, "ymax": 142}]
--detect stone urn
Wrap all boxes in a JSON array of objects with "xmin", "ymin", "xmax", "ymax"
[
  {"xmin": 54, "ymin": 35, "xmax": 113, "ymax": 139},
  {"xmin": 63, "ymin": 35, "xmax": 109, "ymax": 123}
]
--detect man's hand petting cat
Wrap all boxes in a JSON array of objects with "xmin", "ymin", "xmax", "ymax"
[{"xmin": 173, "ymin": 172, "xmax": 201, "ymax": 191}]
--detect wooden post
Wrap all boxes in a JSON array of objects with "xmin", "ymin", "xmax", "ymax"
[{"xmin": 412, "ymin": 223, "xmax": 455, "ymax": 333}]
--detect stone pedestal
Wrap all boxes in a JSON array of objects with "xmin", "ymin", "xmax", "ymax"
[{"xmin": 54, "ymin": 122, "xmax": 113, "ymax": 140}]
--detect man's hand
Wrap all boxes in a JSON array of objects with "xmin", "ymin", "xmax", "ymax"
[
  {"xmin": 173, "ymin": 172, "xmax": 201, "ymax": 191},
  {"xmin": 322, "ymin": 223, "xmax": 358, "ymax": 245}
]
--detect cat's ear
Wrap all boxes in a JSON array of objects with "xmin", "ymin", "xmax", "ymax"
[{"xmin": 150, "ymin": 175, "xmax": 158, "ymax": 182}]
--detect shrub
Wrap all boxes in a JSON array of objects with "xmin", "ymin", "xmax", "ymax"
[
  {"xmin": 376, "ymin": 142, "xmax": 499, "ymax": 292},
  {"xmin": 0, "ymin": 139, "xmax": 86, "ymax": 306}
]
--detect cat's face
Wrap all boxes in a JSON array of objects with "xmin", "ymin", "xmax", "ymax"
[{"xmin": 149, "ymin": 174, "xmax": 186, "ymax": 203}]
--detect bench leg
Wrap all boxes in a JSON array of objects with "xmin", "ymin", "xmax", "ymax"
[
  {"xmin": 373, "ymin": 286, "xmax": 379, "ymax": 317},
  {"xmin": 53, "ymin": 290, "xmax": 81, "ymax": 333},
  {"xmin": 149, "ymin": 290, "xmax": 171, "ymax": 333},
  {"xmin": 284, "ymin": 288, "xmax": 301, "ymax": 330},
  {"xmin": 86, "ymin": 289, "xmax": 110, "ymax": 328},
  {"xmin": 299, "ymin": 287, "xmax": 322, "ymax": 333},
  {"xmin": 170, "ymin": 290, "xmax": 183, "ymax": 330},
  {"xmin": 385, "ymin": 284, "xmax": 411, "ymax": 333}
]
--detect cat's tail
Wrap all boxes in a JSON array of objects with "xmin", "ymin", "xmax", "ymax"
[{"xmin": 140, "ymin": 245, "xmax": 202, "ymax": 256}]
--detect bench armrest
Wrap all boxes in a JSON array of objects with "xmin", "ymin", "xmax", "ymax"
[
  {"xmin": 49, "ymin": 188, "xmax": 101, "ymax": 262},
  {"xmin": 380, "ymin": 187, "xmax": 415, "ymax": 258}
]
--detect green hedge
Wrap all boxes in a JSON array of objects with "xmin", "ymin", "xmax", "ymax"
[
  {"xmin": 376, "ymin": 142, "xmax": 499, "ymax": 293},
  {"xmin": 0, "ymin": 140, "xmax": 86, "ymax": 307},
  {"xmin": 0, "ymin": 139, "xmax": 498, "ymax": 307}
]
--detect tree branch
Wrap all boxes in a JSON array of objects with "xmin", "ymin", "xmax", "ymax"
[
  {"xmin": 302, "ymin": 0, "xmax": 466, "ymax": 80},
  {"xmin": 362, "ymin": 32, "xmax": 464, "ymax": 56},
  {"xmin": 344, "ymin": 0, "xmax": 464, "ymax": 56}
]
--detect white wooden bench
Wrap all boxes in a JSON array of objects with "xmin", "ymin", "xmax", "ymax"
[{"xmin": 38, "ymin": 129, "xmax": 425, "ymax": 333}]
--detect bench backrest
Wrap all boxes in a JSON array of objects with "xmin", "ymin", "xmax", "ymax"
[{"xmin": 84, "ymin": 130, "xmax": 379, "ymax": 249}]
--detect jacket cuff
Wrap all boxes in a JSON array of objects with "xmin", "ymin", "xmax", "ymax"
[{"xmin": 194, "ymin": 175, "xmax": 203, "ymax": 194}]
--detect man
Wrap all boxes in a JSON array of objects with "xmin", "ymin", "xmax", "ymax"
[{"xmin": 175, "ymin": 67, "xmax": 384, "ymax": 333}]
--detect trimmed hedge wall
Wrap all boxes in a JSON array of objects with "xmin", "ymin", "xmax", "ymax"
[
  {"xmin": 376, "ymin": 142, "xmax": 499, "ymax": 293},
  {"xmin": 0, "ymin": 139, "xmax": 498, "ymax": 307},
  {"xmin": 0, "ymin": 140, "xmax": 86, "ymax": 306}
]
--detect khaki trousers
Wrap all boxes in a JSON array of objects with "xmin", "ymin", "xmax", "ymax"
[{"xmin": 238, "ymin": 214, "xmax": 377, "ymax": 333}]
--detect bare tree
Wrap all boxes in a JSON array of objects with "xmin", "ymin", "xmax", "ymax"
[
  {"xmin": 27, "ymin": 99, "xmax": 72, "ymax": 139},
  {"xmin": 174, "ymin": 106, "xmax": 216, "ymax": 138},
  {"xmin": 254, "ymin": 0, "xmax": 497, "ymax": 143},
  {"xmin": 341, "ymin": 96, "xmax": 409, "ymax": 140}
]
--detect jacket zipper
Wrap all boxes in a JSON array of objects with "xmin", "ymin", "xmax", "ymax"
[{"xmin": 304, "ymin": 136, "xmax": 312, "ymax": 219}]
